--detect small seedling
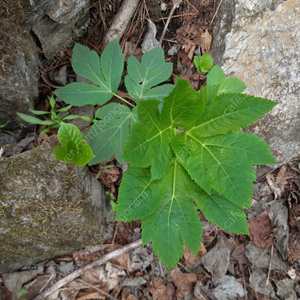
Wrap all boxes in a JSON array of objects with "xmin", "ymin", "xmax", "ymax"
[
  {"xmin": 17, "ymin": 287, "xmax": 27, "ymax": 300},
  {"xmin": 53, "ymin": 123, "xmax": 94, "ymax": 167},
  {"xmin": 17, "ymin": 96, "xmax": 91, "ymax": 135},
  {"xmin": 108, "ymin": 199, "xmax": 117, "ymax": 216},
  {"xmin": 0, "ymin": 120, "xmax": 14, "ymax": 134},
  {"xmin": 106, "ymin": 190, "xmax": 115, "ymax": 200},
  {"xmin": 193, "ymin": 52, "xmax": 213, "ymax": 73},
  {"xmin": 105, "ymin": 191, "xmax": 117, "ymax": 216},
  {"xmin": 94, "ymin": 164, "xmax": 114, "ymax": 180}
]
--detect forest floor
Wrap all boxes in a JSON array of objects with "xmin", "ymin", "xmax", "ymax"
[{"xmin": 1, "ymin": 0, "xmax": 300, "ymax": 299}]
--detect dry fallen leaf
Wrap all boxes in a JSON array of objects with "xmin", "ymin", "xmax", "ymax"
[
  {"xmin": 288, "ymin": 194, "xmax": 300, "ymax": 263},
  {"xmin": 148, "ymin": 277, "xmax": 174, "ymax": 300},
  {"xmin": 200, "ymin": 236, "xmax": 231, "ymax": 284},
  {"xmin": 248, "ymin": 210, "xmax": 276, "ymax": 248},
  {"xmin": 74, "ymin": 250, "xmax": 103, "ymax": 265},
  {"xmin": 122, "ymin": 290, "xmax": 137, "ymax": 300},
  {"xmin": 170, "ymin": 267, "xmax": 197, "ymax": 297},
  {"xmin": 266, "ymin": 173, "xmax": 283, "ymax": 199},
  {"xmin": 99, "ymin": 166, "xmax": 121, "ymax": 193},
  {"xmin": 288, "ymin": 193, "xmax": 300, "ymax": 230},
  {"xmin": 110, "ymin": 252, "xmax": 138, "ymax": 273},
  {"xmin": 178, "ymin": 49, "xmax": 194, "ymax": 70},
  {"xmin": 275, "ymin": 165, "xmax": 287, "ymax": 184},
  {"xmin": 231, "ymin": 243, "xmax": 249, "ymax": 266},
  {"xmin": 183, "ymin": 243, "xmax": 207, "ymax": 266},
  {"xmin": 200, "ymin": 30, "xmax": 212, "ymax": 53},
  {"xmin": 20, "ymin": 275, "xmax": 54, "ymax": 300},
  {"xmin": 60, "ymin": 288, "xmax": 78, "ymax": 300},
  {"xmin": 39, "ymin": 134, "xmax": 60, "ymax": 149},
  {"xmin": 77, "ymin": 292, "xmax": 106, "ymax": 300}
]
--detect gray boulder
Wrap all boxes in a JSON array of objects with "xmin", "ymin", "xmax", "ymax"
[
  {"xmin": 0, "ymin": 0, "xmax": 90, "ymax": 131},
  {"xmin": 32, "ymin": 0, "xmax": 90, "ymax": 61},
  {"xmin": 211, "ymin": 0, "xmax": 299, "ymax": 175},
  {"xmin": 0, "ymin": 0, "xmax": 40, "ymax": 131},
  {"xmin": 0, "ymin": 146, "xmax": 114, "ymax": 274}
]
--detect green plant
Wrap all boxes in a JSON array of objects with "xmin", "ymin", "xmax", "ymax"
[
  {"xmin": 106, "ymin": 190, "xmax": 115, "ymax": 199},
  {"xmin": 0, "ymin": 120, "xmax": 14, "ymax": 134},
  {"xmin": 53, "ymin": 122, "xmax": 94, "ymax": 167},
  {"xmin": 17, "ymin": 287, "xmax": 27, "ymax": 300},
  {"xmin": 54, "ymin": 40, "xmax": 173, "ymax": 164},
  {"xmin": 17, "ymin": 96, "xmax": 91, "ymax": 135},
  {"xmin": 193, "ymin": 52, "xmax": 213, "ymax": 73},
  {"xmin": 94, "ymin": 164, "xmax": 114, "ymax": 179},
  {"xmin": 53, "ymin": 41, "xmax": 277, "ymax": 269}
]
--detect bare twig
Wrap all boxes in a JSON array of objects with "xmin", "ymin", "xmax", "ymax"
[
  {"xmin": 159, "ymin": 0, "xmax": 183, "ymax": 44},
  {"xmin": 32, "ymin": 239, "xmax": 143, "ymax": 300},
  {"xmin": 185, "ymin": 0, "xmax": 199, "ymax": 13},
  {"xmin": 266, "ymin": 245, "xmax": 273, "ymax": 285},
  {"xmin": 39, "ymin": 275, "xmax": 55, "ymax": 293},
  {"xmin": 159, "ymin": 12, "xmax": 198, "ymax": 20},
  {"xmin": 142, "ymin": 0, "xmax": 150, "ymax": 19},
  {"xmin": 209, "ymin": 0, "xmax": 223, "ymax": 27},
  {"xmin": 255, "ymin": 247, "xmax": 269, "ymax": 266}
]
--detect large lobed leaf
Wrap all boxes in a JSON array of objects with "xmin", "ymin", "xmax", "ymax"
[
  {"xmin": 172, "ymin": 131, "xmax": 276, "ymax": 208},
  {"xmin": 125, "ymin": 47, "xmax": 173, "ymax": 101},
  {"xmin": 123, "ymin": 99, "xmax": 172, "ymax": 180},
  {"xmin": 119, "ymin": 74, "xmax": 277, "ymax": 269},
  {"xmin": 54, "ymin": 40, "xmax": 124, "ymax": 106},
  {"xmin": 123, "ymin": 78, "xmax": 204, "ymax": 179},
  {"xmin": 142, "ymin": 161, "xmax": 202, "ymax": 270},
  {"xmin": 87, "ymin": 103, "xmax": 138, "ymax": 165},
  {"xmin": 188, "ymin": 93, "xmax": 276, "ymax": 137},
  {"xmin": 206, "ymin": 65, "xmax": 246, "ymax": 94},
  {"xmin": 117, "ymin": 160, "xmax": 203, "ymax": 270},
  {"xmin": 116, "ymin": 166, "xmax": 169, "ymax": 221},
  {"xmin": 160, "ymin": 79, "xmax": 205, "ymax": 127}
]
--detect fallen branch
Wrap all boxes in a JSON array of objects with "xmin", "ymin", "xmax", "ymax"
[
  {"xmin": 103, "ymin": 0, "xmax": 140, "ymax": 48},
  {"xmin": 33, "ymin": 239, "xmax": 143, "ymax": 300}
]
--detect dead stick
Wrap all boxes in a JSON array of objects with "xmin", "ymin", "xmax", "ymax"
[
  {"xmin": 33, "ymin": 239, "xmax": 143, "ymax": 300},
  {"xmin": 159, "ymin": 0, "xmax": 183, "ymax": 44},
  {"xmin": 266, "ymin": 245, "xmax": 273, "ymax": 285},
  {"xmin": 209, "ymin": 0, "xmax": 224, "ymax": 27}
]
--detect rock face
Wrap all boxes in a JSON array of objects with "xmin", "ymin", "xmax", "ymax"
[
  {"xmin": 211, "ymin": 0, "xmax": 299, "ymax": 174},
  {"xmin": 0, "ymin": 0, "xmax": 90, "ymax": 131},
  {"xmin": 0, "ymin": 1, "xmax": 40, "ymax": 131},
  {"xmin": 0, "ymin": 146, "xmax": 114, "ymax": 274},
  {"xmin": 32, "ymin": 0, "xmax": 90, "ymax": 60}
]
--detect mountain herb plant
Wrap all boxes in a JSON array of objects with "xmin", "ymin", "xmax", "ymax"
[
  {"xmin": 50, "ymin": 41, "xmax": 276, "ymax": 269},
  {"xmin": 17, "ymin": 96, "xmax": 91, "ymax": 136}
]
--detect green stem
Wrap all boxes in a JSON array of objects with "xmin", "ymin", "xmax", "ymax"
[
  {"xmin": 174, "ymin": 128, "xmax": 184, "ymax": 135},
  {"xmin": 113, "ymin": 92, "xmax": 135, "ymax": 108}
]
